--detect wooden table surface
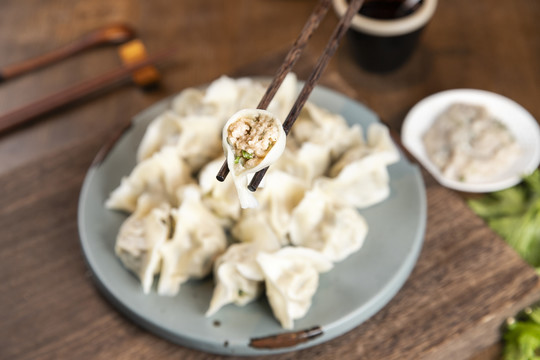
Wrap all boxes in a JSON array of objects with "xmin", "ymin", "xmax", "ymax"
[{"xmin": 1, "ymin": 1, "xmax": 540, "ymax": 359}]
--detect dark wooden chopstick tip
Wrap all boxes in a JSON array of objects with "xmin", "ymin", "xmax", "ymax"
[
  {"xmin": 216, "ymin": 161, "xmax": 229, "ymax": 182},
  {"xmin": 248, "ymin": 167, "xmax": 269, "ymax": 192}
]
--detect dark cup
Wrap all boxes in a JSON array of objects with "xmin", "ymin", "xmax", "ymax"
[{"xmin": 333, "ymin": 0, "xmax": 438, "ymax": 73}]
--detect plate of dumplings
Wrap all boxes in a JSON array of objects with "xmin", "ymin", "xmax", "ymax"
[{"xmin": 78, "ymin": 74, "xmax": 427, "ymax": 355}]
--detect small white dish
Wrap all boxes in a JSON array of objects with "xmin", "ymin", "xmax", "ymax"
[{"xmin": 402, "ymin": 89, "xmax": 540, "ymax": 192}]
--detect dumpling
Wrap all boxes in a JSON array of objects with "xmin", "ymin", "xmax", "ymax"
[
  {"xmin": 317, "ymin": 123, "xmax": 400, "ymax": 209},
  {"xmin": 198, "ymin": 157, "xmax": 241, "ymax": 226},
  {"xmin": 114, "ymin": 194, "xmax": 171, "ymax": 294},
  {"xmin": 288, "ymin": 188, "xmax": 368, "ymax": 262},
  {"xmin": 272, "ymin": 142, "xmax": 331, "ymax": 186},
  {"xmin": 330, "ymin": 122, "xmax": 399, "ymax": 176},
  {"xmin": 204, "ymin": 76, "xmax": 240, "ymax": 106},
  {"xmin": 233, "ymin": 74, "xmax": 298, "ymax": 122},
  {"xmin": 136, "ymin": 110, "xmax": 223, "ymax": 171},
  {"xmin": 171, "ymin": 88, "xmax": 211, "ymax": 117},
  {"xmin": 267, "ymin": 73, "xmax": 298, "ymax": 122},
  {"xmin": 235, "ymin": 78, "xmax": 267, "ymax": 110},
  {"xmin": 222, "ymin": 109, "xmax": 287, "ymax": 208},
  {"xmin": 290, "ymin": 102, "xmax": 364, "ymax": 161},
  {"xmin": 206, "ymin": 243, "xmax": 265, "ymax": 317},
  {"xmin": 256, "ymin": 247, "xmax": 333, "ymax": 329},
  {"xmin": 201, "ymin": 75, "xmax": 242, "ymax": 121},
  {"xmin": 106, "ymin": 146, "xmax": 192, "ymax": 213},
  {"xmin": 137, "ymin": 111, "xmax": 183, "ymax": 162},
  {"xmin": 256, "ymin": 170, "xmax": 307, "ymax": 241},
  {"xmin": 174, "ymin": 115, "xmax": 224, "ymax": 173},
  {"xmin": 157, "ymin": 185, "xmax": 227, "ymax": 296},
  {"xmin": 231, "ymin": 210, "xmax": 283, "ymax": 251},
  {"xmin": 315, "ymin": 156, "xmax": 392, "ymax": 209}
]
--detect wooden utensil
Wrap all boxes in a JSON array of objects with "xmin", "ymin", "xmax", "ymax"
[
  {"xmin": 0, "ymin": 23, "xmax": 136, "ymax": 83},
  {"xmin": 216, "ymin": 0, "xmax": 365, "ymax": 192},
  {"xmin": 0, "ymin": 48, "xmax": 175, "ymax": 135}
]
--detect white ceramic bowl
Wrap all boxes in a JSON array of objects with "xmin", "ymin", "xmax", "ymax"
[{"xmin": 402, "ymin": 89, "xmax": 540, "ymax": 192}]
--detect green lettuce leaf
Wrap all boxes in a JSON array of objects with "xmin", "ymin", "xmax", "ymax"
[{"xmin": 468, "ymin": 169, "xmax": 540, "ymax": 359}]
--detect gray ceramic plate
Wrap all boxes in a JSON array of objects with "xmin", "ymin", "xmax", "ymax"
[{"xmin": 78, "ymin": 84, "xmax": 427, "ymax": 356}]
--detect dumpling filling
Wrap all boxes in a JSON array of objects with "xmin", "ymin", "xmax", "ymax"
[
  {"xmin": 223, "ymin": 109, "xmax": 286, "ymax": 208},
  {"xmin": 227, "ymin": 112, "xmax": 281, "ymax": 170}
]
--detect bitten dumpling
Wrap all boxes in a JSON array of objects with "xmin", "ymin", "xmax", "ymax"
[
  {"xmin": 222, "ymin": 109, "xmax": 286, "ymax": 208},
  {"xmin": 289, "ymin": 188, "xmax": 368, "ymax": 262},
  {"xmin": 157, "ymin": 185, "xmax": 227, "ymax": 296},
  {"xmin": 115, "ymin": 194, "xmax": 171, "ymax": 294},
  {"xmin": 256, "ymin": 247, "xmax": 333, "ymax": 329},
  {"xmin": 206, "ymin": 243, "xmax": 265, "ymax": 317}
]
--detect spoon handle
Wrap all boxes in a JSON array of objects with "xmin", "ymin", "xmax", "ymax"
[{"xmin": 0, "ymin": 23, "xmax": 136, "ymax": 83}]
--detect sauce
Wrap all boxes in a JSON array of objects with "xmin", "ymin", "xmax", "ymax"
[{"xmin": 422, "ymin": 103, "xmax": 521, "ymax": 183}]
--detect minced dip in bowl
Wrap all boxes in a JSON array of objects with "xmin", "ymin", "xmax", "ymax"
[{"xmin": 401, "ymin": 89, "xmax": 540, "ymax": 192}]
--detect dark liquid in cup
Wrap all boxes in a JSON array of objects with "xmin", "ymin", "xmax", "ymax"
[
  {"xmin": 357, "ymin": 0, "xmax": 423, "ymax": 19},
  {"xmin": 347, "ymin": 0, "xmax": 427, "ymax": 72}
]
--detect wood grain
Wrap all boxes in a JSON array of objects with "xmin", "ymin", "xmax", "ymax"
[
  {"xmin": 0, "ymin": 23, "xmax": 135, "ymax": 82},
  {"xmin": 1, "ymin": 1, "xmax": 540, "ymax": 359},
  {"xmin": 0, "ymin": 48, "xmax": 174, "ymax": 135},
  {"xmin": 1, "ymin": 140, "xmax": 537, "ymax": 360}
]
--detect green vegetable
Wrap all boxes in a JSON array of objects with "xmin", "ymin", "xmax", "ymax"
[
  {"xmin": 468, "ymin": 169, "xmax": 540, "ymax": 359},
  {"xmin": 242, "ymin": 150, "xmax": 253, "ymax": 159},
  {"xmin": 468, "ymin": 169, "xmax": 540, "ymax": 270},
  {"xmin": 503, "ymin": 308, "xmax": 540, "ymax": 360},
  {"xmin": 234, "ymin": 156, "xmax": 241, "ymax": 164}
]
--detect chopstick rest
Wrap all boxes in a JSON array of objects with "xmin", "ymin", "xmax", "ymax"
[{"xmin": 118, "ymin": 39, "xmax": 162, "ymax": 90}]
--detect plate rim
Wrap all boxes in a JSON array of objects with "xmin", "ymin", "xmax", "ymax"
[{"xmin": 77, "ymin": 81, "xmax": 427, "ymax": 355}]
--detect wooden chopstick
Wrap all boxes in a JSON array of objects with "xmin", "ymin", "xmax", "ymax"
[
  {"xmin": 216, "ymin": 0, "xmax": 365, "ymax": 190},
  {"xmin": 0, "ymin": 24, "xmax": 136, "ymax": 83},
  {"xmin": 216, "ymin": 0, "xmax": 332, "ymax": 182},
  {"xmin": 0, "ymin": 48, "xmax": 175, "ymax": 135},
  {"xmin": 255, "ymin": 0, "xmax": 332, "ymax": 111},
  {"xmin": 247, "ymin": 0, "xmax": 364, "ymax": 191}
]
